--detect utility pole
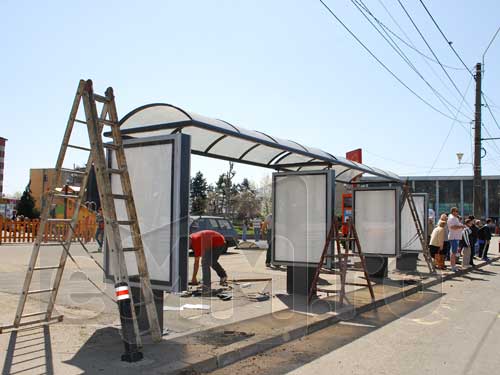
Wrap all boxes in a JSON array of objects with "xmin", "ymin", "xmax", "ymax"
[{"xmin": 473, "ymin": 63, "xmax": 483, "ymax": 218}]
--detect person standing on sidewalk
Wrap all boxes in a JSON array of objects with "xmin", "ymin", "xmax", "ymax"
[
  {"xmin": 478, "ymin": 220, "xmax": 492, "ymax": 261},
  {"xmin": 461, "ymin": 219, "xmax": 473, "ymax": 268},
  {"xmin": 253, "ymin": 217, "xmax": 261, "ymax": 241},
  {"xmin": 429, "ymin": 220, "xmax": 446, "ymax": 270},
  {"xmin": 95, "ymin": 208, "xmax": 104, "ymax": 252},
  {"xmin": 447, "ymin": 207, "xmax": 465, "ymax": 272},
  {"xmin": 468, "ymin": 215, "xmax": 478, "ymax": 266},
  {"xmin": 263, "ymin": 213, "xmax": 273, "ymax": 268}
]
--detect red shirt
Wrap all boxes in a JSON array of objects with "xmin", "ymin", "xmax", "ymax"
[{"xmin": 190, "ymin": 230, "xmax": 226, "ymax": 257}]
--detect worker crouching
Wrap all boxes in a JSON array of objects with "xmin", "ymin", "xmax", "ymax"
[{"xmin": 190, "ymin": 230, "xmax": 228, "ymax": 295}]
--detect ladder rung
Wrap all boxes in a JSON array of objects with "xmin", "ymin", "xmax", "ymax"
[
  {"xmin": 316, "ymin": 288, "xmax": 339, "ymax": 294},
  {"xmin": 60, "ymin": 168, "xmax": 86, "ymax": 175},
  {"xmin": 93, "ymin": 94, "xmax": 109, "ymax": 103},
  {"xmin": 107, "ymin": 168, "xmax": 125, "ymax": 174},
  {"xmin": 67, "ymin": 144, "xmax": 91, "ymax": 152},
  {"xmin": 112, "ymin": 194, "xmax": 129, "ymax": 200},
  {"xmin": 27, "ymin": 288, "xmax": 55, "ymax": 295},
  {"xmin": 0, "ymin": 315, "xmax": 64, "ymax": 333},
  {"xmin": 117, "ymin": 221, "xmax": 135, "ymax": 226},
  {"xmin": 344, "ymin": 282, "xmax": 370, "ymax": 287},
  {"xmin": 47, "ymin": 219, "xmax": 72, "ymax": 223},
  {"xmin": 21, "ymin": 311, "xmax": 47, "ymax": 318},
  {"xmin": 73, "ymin": 119, "xmax": 87, "ymax": 125},
  {"xmin": 54, "ymin": 193, "xmax": 80, "ymax": 199},
  {"xmin": 39, "ymin": 242, "xmax": 64, "ymax": 247},
  {"xmin": 103, "ymin": 143, "xmax": 119, "ymax": 150},
  {"xmin": 33, "ymin": 265, "xmax": 61, "ymax": 271},
  {"xmin": 134, "ymin": 301, "xmax": 145, "ymax": 307},
  {"xmin": 99, "ymin": 118, "xmax": 118, "ymax": 127},
  {"xmin": 122, "ymin": 247, "xmax": 138, "ymax": 252}
]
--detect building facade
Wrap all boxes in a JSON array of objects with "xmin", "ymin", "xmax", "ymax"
[
  {"xmin": 0, "ymin": 137, "xmax": 6, "ymax": 196},
  {"xmin": 405, "ymin": 175, "xmax": 500, "ymax": 220}
]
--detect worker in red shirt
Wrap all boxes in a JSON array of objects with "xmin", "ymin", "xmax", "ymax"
[{"xmin": 190, "ymin": 230, "xmax": 228, "ymax": 293}]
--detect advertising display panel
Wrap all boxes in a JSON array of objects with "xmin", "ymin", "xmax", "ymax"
[
  {"xmin": 401, "ymin": 193, "xmax": 428, "ymax": 253},
  {"xmin": 353, "ymin": 187, "xmax": 400, "ymax": 256},
  {"xmin": 272, "ymin": 170, "xmax": 335, "ymax": 267},
  {"xmin": 104, "ymin": 134, "xmax": 190, "ymax": 292}
]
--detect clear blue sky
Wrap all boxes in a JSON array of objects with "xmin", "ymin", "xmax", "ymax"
[{"xmin": 1, "ymin": 0, "xmax": 499, "ymax": 195}]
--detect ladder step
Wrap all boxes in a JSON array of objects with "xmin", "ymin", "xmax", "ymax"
[
  {"xmin": 21, "ymin": 311, "xmax": 47, "ymax": 318},
  {"xmin": 117, "ymin": 220, "xmax": 135, "ymax": 226},
  {"xmin": 316, "ymin": 288, "xmax": 339, "ymax": 294},
  {"xmin": 345, "ymin": 282, "xmax": 370, "ymax": 287},
  {"xmin": 73, "ymin": 119, "xmax": 87, "ymax": 125},
  {"xmin": 99, "ymin": 118, "xmax": 118, "ymax": 127},
  {"xmin": 47, "ymin": 219, "xmax": 72, "ymax": 223},
  {"xmin": 33, "ymin": 265, "xmax": 61, "ymax": 271},
  {"xmin": 93, "ymin": 94, "xmax": 109, "ymax": 103},
  {"xmin": 122, "ymin": 247, "xmax": 138, "ymax": 252},
  {"xmin": 0, "ymin": 315, "xmax": 64, "ymax": 333},
  {"xmin": 27, "ymin": 288, "xmax": 55, "ymax": 295},
  {"xmin": 60, "ymin": 168, "xmax": 86, "ymax": 175},
  {"xmin": 112, "ymin": 194, "xmax": 130, "ymax": 200},
  {"xmin": 103, "ymin": 143, "xmax": 119, "ymax": 150},
  {"xmin": 67, "ymin": 144, "xmax": 91, "ymax": 152},
  {"xmin": 54, "ymin": 193, "xmax": 80, "ymax": 199},
  {"xmin": 39, "ymin": 242, "xmax": 65, "ymax": 247},
  {"xmin": 107, "ymin": 168, "xmax": 126, "ymax": 174}
]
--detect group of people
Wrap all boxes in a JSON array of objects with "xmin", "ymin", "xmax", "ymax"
[{"xmin": 429, "ymin": 207, "xmax": 495, "ymax": 272}]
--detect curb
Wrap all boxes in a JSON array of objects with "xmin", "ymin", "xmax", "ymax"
[{"xmin": 179, "ymin": 256, "xmax": 499, "ymax": 374}]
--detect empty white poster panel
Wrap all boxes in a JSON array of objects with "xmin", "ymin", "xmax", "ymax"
[
  {"xmin": 105, "ymin": 134, "xmax": 190, "ymax": 292},
  {"xmin": 353, "ymin": 188, "xmax": 400, "ymax": 256},
  {"xmin": 401, "ymin": 193, "xmax": 428, "ymax": 253},
  {"xmin": 273, "ymin": 171, "xmax": 334, "ymax": 267}
]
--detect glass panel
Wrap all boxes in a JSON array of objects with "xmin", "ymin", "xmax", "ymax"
[
  {"xmin": 217, "ymin": 219, "xmax": 232, "ymax": 229},
  {"xmin": 243, "ymin": 145, "xmax": 283, "ymax": 164},
  {"xmin": 463, "ymin": 179, "xmax": 473, "ymax": 216},
  {"xmin": 438, "ymin": 180, "xmax": 460, "ymax": 215},
  {"xmin": 414, "ymin": 180, "xmax": 436, "ymax": 212},
  {"xmin": 209, "ymin": 137, "xmax": 257, "ymax": 159},
  {"xmin": 275, "ymin": 153, "xmax": 314, "ymax": 166},
  {"xmin": 209, "ymin": 218, "xmax": 220, "ymax": 228},
  {"xmin": 189, "ymin": 112, "xmax": 236, "ymax": 133},
  {"xmin": 488, "ymin": 180, "xmax": 500, "ymax": 219},
  {"xmin": 121, "ymin": 105, "xmax": 190, "ymax": 129},
  {"xmin": 180, "ymin": 128, "xmax": 223, "ymax": 151}
]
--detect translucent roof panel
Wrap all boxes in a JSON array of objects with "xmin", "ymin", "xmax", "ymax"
[{"xmin": 117, "ymin": 103, "xmax": 401, "ymax": 183}]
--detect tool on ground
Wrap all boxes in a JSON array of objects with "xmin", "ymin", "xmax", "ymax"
[
  {"xmin": 402, "ymin": 184, "xmax": 436, "ymax": 274},
  {"xmin": 1, "ymin": 80, "xmax": 161, "ymax": 362},
  {"xmin": 308, "ymin": 217, "xmax": 375, "ymax": 305}
]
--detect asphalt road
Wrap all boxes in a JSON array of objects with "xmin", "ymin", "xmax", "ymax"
[{"xmin": 210, "ymin": 261, "xmax": 500, "ymax": 375}]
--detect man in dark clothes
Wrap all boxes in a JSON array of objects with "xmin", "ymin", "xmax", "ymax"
[
  {"xmin": 478, "ymin": 220, "xmax": 492, "ymax": 261},
  {"xmin": 468, "ymin": 215, "xmax": 478, "ymax": 266}
]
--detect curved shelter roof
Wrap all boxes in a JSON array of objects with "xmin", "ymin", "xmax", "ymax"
[{"xmin": 117, "ymin": 103, "xmax": 401, "ymax": 184}]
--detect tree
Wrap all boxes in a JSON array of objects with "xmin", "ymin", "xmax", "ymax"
[
  {"xmin": 258, "ymin": 174, "xmax": 272, "ymax": 216},
  {"xmin": 16, "ymin": 183, "xmax": 39, "ymax": 219},
  {"xmin": 190, "ymin": 171, "xmax": 208, "ymax": 215},
  {"xmin": 233, "ymin": 178, "xmax": 261, "ymax": 220}
]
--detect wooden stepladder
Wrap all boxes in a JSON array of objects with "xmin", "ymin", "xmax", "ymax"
[
  {"xmin": 1, "ymin": 79, "xmax": 161, "ymax": 362},
  {"xmin": 402, "ymin": 184, "xmax": 436, "ymax": 274},
  {"xmin": 308, "ymin": 217, "xmax": 375, "ymax": 305}
]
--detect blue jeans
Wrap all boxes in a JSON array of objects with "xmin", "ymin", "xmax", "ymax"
[
  {"xmin": 254, "ymin": 228, "xmax": 260, "ymax": 241},
  {"xmin": 450, "ymin": 239, "xmax": 459, "ymax": 255},
  {"xmin": 95, "ymin": 227, "xmax": 104, "ymax": 248}
]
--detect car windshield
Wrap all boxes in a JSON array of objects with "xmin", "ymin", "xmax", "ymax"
[
  {"xmin": 208, "ymin": 219, "xmax": 220, "ymax": 228},
  {"xmin": 217, "ymin": 219, "xmax": 232, "ymax": 229}
]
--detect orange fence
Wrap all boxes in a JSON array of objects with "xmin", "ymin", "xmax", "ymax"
[{"xmin": 0, "ymin": 217, "xmax": 97, "ymax": 244}]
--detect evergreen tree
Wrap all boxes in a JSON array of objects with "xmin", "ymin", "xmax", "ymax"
[
  {"xmin": 190, "ymin": 171, "xmax": 208, "ymax": 215},
  {"xmin": 16, "ymin": 183, "xmax": 39, "ymax": 219}
]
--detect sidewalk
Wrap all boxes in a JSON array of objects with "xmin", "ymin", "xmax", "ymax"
[{"xmin": 1, "ymin": 240, "xmax": 498, "ymax": 374}]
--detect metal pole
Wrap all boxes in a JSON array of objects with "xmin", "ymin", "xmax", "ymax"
[{"xmin": 473, "ymin": 63, "xmax": 483, "ymax": 218}]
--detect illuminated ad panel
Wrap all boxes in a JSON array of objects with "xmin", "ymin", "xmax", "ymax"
[
  {"xmin": 272, "ymin": 170, "xmax": 335, "ymax": 267},
  {"xmin": 353, "ymin": 187, "xmax": 400, "ymax": 256},
  {"xmin": 401, "ymin": 193, "xmax": 428, "ymax": 253},
  {"xmin": 105, "ymin": 134, "xmax": 190, "ymax": 292}
]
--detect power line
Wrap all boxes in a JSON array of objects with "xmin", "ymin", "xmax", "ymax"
[
  {"xmin": 374, "ymin": 0, "xmax": 465, "ymax": 71},
  {"xmin": 397, "ymin": 0, "xmax": 473, "ymax": 112},
  {"xmin": 482, "ymin": 94, "xmax": 500, "ymax": 132},
  {"xmin": 352, "ymin": 0, "xmax": 473, "ymax": 122},
  {"xmin": 426, "ymin": 76, "xmax": 474, "ymax": 176},
  {"xmin": 317, "ymin": 0, "xmax": 471, "ymax": 123},
  {"xmin": 418, "ymin": 0, "xmax": 474, "ymax": 78},
  {"xmin": 375, "ymin": 0, "xmax": 473, "ymax": 109}
]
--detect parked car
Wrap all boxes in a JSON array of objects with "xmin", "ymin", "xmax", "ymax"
[{"xmin": 189, "ymin": 216, "xmax": 239, "ymax": 253}]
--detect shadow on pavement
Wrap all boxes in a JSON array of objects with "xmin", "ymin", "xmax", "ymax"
[{"xmin": 2, "ymin": 325, "xmax": 54, "ymax": 375}]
